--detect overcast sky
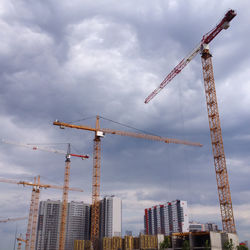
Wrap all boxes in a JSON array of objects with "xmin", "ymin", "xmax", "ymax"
[{"xmin": 0, "ymin": 0, "xmax": 250, "ymax": 248}]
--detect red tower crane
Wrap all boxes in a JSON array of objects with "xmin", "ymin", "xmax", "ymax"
[{"xmin": 145, "ymin": 10, "xmax": 237, "ymax": 233}]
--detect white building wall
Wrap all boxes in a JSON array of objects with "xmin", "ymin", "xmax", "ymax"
[
  {"xmin": 111, "ymin": 196, "xmax": 122, "ymax": 237},
  {"xmin": 100, "ymin": 195, "xmax": 122, "ymax": 238},
  {"xmin": 180, "ymin": 200, "xmax": 189, "ymax": 232}
]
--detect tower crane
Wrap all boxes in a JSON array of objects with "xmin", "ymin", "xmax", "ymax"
[
  {"xmin": 1, "ymin": 139, "xmax": 89, "ymax": 160},
  {"xmin": 0, "ymin": 176, "xmax": 83, "ymax": 250},
  {"xmin": 144, "ymin": 9, "xmax": 236, "ymax": 233},
  {"xmin": 1, "ymin": 139, "xmax": 89, "ymax": 250},
  {"xmin": 53, "ymin": 116, "xmax": 202, "ymax": 248},
  {"xmin": 16, "ymin": 234, "xmax": 28, "ymax": 250},
  {"xmin": 58, "ymin": 144, "xmax": 88, "ymax": 250},
  {"xmin": 0, "ymin": 217, "xmax": 27, "ymax": 223}
]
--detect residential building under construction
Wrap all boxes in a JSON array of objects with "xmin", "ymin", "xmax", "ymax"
[
  {"xmin": 35, "ymin": 196, "xmax": 121, "ymax": 249},
  {"xmin": 144, "ymin": 200, "xmax": 189, "ymax": 235},
  {"xmin": 36, "ymin": 200, "xmax": 90, "ymax": 250}
]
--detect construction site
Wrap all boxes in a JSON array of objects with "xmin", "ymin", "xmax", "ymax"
[
  {"xmin": 74, "ymin": 232, "xmax": 239, "ymax": 250},
  {"xmin": 0, "ymin": 4, "xmax": 248, "ymax": 250}
]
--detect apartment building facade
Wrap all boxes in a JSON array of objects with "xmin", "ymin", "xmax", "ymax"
[
  {"xmin": 144, "ymin": 200, "xmax": 189, "ymax": 235},
  {"xmin": 65, "ymin": 201, "xmax": 91, "ymax": 249},
  {"xmin": 36, "ymin": 200, "xmax": 90, "ymax": 250}
]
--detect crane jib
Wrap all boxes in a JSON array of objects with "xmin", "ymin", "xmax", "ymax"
[{"xmin": 145, "ymin": 9, "xmax": 236, "ymax": 104}]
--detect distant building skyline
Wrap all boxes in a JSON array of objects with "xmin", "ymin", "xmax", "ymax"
[{"xmin": 189, "ymin": 221, "xmax": 219, "ymax": 232}]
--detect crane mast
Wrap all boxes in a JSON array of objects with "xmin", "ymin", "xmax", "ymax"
[
  {"xmin": 59, "ymin": 146, "xmax": 71, "ymax": 250},
  {"xmin": 144, "ymin": 10, "xmax": 236, "ymax": 233},
  {"xmin": 30, "ymin": 176, "xmax": 41, "ymax": 250},
  {"xmin": 91, "ymin": 116, "xmax": 102, "ymax": 249},
  {"xmin": 25, "ymin": 177, "xmax": 36, "ymax": 250},
  {"xmin": 201, "ymin": 45, "xmax": 235, "ymax": 232}
]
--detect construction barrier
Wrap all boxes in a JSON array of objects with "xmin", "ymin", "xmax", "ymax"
[
  {"xmin": 75, "ymin": 235, "xmax": 159, "ymax": 250},
  {"xmin": 74, "ymin": 240, "xmax": 92, "ymax": 250},
  {"xmin": 140, "ymin": 234, "xmax": 158, "ymax": 249}
]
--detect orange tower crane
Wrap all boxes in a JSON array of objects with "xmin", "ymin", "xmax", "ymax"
[
  {"xmin": 53, "ymin": 116, "xmax": 202, "ymax": 248},
  {"xmin": 144, "ymin": 10, "xmax": 237, "ymax": 233},
  {"xmin": 0, "ymin": 176, "xmax": 83, "ymax": 250},
  {"xmin": 1, "ymin": 139, "xmax": 89, "ymax": 250}
]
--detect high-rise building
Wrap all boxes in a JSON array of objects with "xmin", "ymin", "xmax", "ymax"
[
  {"xmin": 36, "ymin": 200, "xmax": 61, "ymax": 250},
  {"xmin": 144, "ymin": 200, "xmax": 189, "ymax": 235},
  {"xmin": 65, "ymin": 201, "xmax": 91, "ymax": 249},
  {"xmin": 99, "ymin": 195, "xmax": 122, "ymax": 238},
  {"xmin": 36, "ymin": 200, "xmax": 91, "ymax": 250}
]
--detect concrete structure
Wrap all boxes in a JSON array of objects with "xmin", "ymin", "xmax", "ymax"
[
  {"xmin": 36, "ymin": 200, "xmax": 91, "ymax": 250},
  {"xmin": 99, "ymin": 195, "xmax": 122, "ymax": 238},
  {"xmin": 172, "ymin": 231, "xmax": 239, "ymax": 250},
  {"xmin": 144, "ymin": 200, "xmax": 189, "ymax": 235},
  {"xmin": 74, "ymin": 232, "xmax": 239, "ymax": 250}
]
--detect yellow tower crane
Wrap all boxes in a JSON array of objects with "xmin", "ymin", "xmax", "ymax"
[
  {"xmin": 53, "ymin": 116, "xmax": 202, "ymax": 249},
  {"xmin": 144, "ymin": 10, "xmax": 237, "ymax": 233},
  {"xmin": 0, "ymin": 176, "xmax": 83, "ymax": 250}
]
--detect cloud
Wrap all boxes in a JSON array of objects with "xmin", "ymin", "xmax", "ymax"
[{"xmin": 0, "ymin": 0, "xmax": 250, "ymax": 247}]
